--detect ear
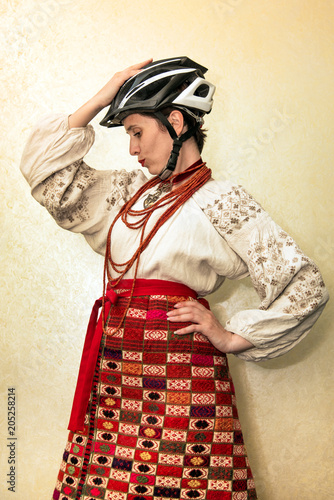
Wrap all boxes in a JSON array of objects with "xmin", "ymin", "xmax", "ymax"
[{"xmin": 168, "ymin": 109, "xmax": 185, "ymax": 136}]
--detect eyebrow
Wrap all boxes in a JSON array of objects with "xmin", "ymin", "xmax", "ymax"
[{"xmin": 125, "ymin": 124, "xmax": 139, "ymax": 134}]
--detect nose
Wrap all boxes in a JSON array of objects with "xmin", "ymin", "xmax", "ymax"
[{"xmin": 129, "ymin": 137, "xmax": 140, "ymax": 156}]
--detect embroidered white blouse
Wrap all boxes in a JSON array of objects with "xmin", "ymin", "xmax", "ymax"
[{"xmin": 20, "ymin": 114, "xmax": 329, "ymax": 362}]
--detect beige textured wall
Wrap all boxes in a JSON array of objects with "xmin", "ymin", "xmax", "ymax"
[{"xmin": 1, "ymin": 0, "xmax": 333, "ymax": 498}]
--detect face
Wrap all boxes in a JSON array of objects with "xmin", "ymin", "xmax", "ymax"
[{"xmin": 123, "ymin": 113, "xmax": 173, "ymax": 176}]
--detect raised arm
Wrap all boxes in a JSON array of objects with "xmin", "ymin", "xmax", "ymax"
[
  {"xmin": 68, "ymin": 59, "xmax": 153, "ymax": 128},
  {"xmin": 20, "ymin": 60, "xmax": 153, "ymax": 254}
]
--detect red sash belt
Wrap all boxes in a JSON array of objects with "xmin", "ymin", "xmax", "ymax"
[{"xmin": 68, "ymin": 279, "xmax": 198, "ymax": 432}]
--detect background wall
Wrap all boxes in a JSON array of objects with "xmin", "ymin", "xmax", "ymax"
[{"xmin": 1, "ymin": 1, "xmax": 333, "ymax": 498}]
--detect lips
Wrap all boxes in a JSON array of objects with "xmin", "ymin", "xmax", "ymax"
[{"xmin": 138, "ymin": 159, "xmax": 145, "ymax": 167}]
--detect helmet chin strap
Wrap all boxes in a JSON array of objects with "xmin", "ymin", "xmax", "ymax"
[{"xmin": 155, "ymin": 111, "xmax": 199, "ymax": 180}]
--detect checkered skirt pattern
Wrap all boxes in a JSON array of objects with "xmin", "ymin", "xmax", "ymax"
[{"xmin": 52, "ymin": 294, "xmax": 257, "ymax": 500}]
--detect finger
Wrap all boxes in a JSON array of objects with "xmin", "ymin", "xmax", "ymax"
[
  {"xmin": 173, "ymin": 324, "xmax": 200, "ymax": 335},
  {"xmin": 167, "ymin": 309, "xmax": 205, "ymax": 323},
  {"xmin": 167, "ymin": 302, "xmax": 202, "ymax": 317},
  {"xmin": 173, "ymin": 301, "xmax": 207, "ymax": 312},
  {"xmin": 122, "ymin": 59, "xmax": 153, "ymax": 79},
  {"xmin": 113, "ymin": 59, "xmax": 153, "ymax": 85},
  {"xmin": 130, "ymin": 58, "xmax": 153, "ymax": 69},
  {"xmin": 167, "ymin": 315, "xmax": 194, "ymax": 324},
  {"xmin": 167, "ymin": 307, "xmax": 206, "ymax": 322},
  {"xmin": 173, "ymin": 300, "xmax": 200, "ymax": 308}
]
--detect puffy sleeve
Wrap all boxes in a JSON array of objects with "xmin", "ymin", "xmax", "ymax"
[
  {"xmin": 20, "ymin": 114, "xmax": 147, "ymax": 255},
  {"xmin": 200, "ymin": 181, "xmax": 329, "ymax": 361}
]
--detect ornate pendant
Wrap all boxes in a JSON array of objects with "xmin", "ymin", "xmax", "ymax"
[{"xmin": 143, "ymin": 182, "xmax": 172, "ymax": 209}]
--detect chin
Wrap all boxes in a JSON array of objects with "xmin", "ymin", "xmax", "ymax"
[{"xmin": 147, "ymin": 164, "xmax": 163, "ymax": 176}]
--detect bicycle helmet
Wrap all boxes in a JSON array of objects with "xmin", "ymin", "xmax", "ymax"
[{"xmin": 100, "ymin": 57, "xmax": 215, "ymax": 179}]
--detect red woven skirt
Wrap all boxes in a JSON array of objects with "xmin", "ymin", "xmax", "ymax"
[{"xmin": 52, "ymin": 290, "xmax": 257, "ymax": 500}]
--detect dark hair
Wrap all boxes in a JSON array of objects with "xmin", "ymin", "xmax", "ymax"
[
  {"xmin": 140, "ymin": 108, "xmax": 207, "ymax": 154},
  {"xmin": 179, "ymin": 109, "xmax": 207, "ymax": 154}
]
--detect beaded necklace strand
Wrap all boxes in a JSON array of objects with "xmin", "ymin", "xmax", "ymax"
[{"xmin": 102, "ymin": 162, "xmax": 212, "ymax": 333}]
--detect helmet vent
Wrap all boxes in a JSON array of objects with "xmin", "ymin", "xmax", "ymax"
[
  {"xmin": 194, "ymin": 84, "xmax": 210, "ymax": 98},
  {"xmin": 99, "ymin": 57, "xmax": 215, "ymax": 128},
  {"xmin": 133, "ymin": 76, "xmax": 171, "ymax": 102}
]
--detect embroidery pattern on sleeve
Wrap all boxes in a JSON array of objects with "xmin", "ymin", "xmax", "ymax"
[
  {"xmin": 203, "ymin": 185, "xmax": 327, "ymax": 320},
  {"xmin": 203, "ymin": 185, "xmax": 263, "ymax": 236},
  {"xmin": 281, "ymin": 260, "xmax": 327, "ymax": 320},
  {"xmin": 41, "ymin": 161, "xmax": 97, "ymax": 223},
  {"xmin": 247, "ymin": 230, "xmax": 303, "ymax": 306},
  {"xmin": 247, "ymin": 229, "xmax": 327, "ymax": 317}
]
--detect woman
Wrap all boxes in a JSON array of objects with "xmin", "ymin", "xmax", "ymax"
[{"xmin": 20, "ymin": 57, "xmax": 328, "ymax": 500}]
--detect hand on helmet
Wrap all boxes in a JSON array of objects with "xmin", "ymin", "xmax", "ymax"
[
  {"xmin": 95, "ymin": 59, "xmax": 153, "ymax": 109},
  {"xmin": 68, "ymin": 59, "xmax": 152, "ymax": 128}
]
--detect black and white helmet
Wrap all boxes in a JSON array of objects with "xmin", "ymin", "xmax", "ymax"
[
  {"xmin": 100, "ymin": 56, "xmax": 215, "ymax": 128},
  {"xmin": 100, "ymin": 57, "xmax": 215, "ymax": 179}
]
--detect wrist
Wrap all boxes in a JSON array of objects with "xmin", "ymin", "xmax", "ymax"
[
  {"xmin": 226, "ymin": 331, "xmax": 254, "ymax": 354},
  {"xmin": 68, "ymin": 97, "xmax": 106, "ymax": 129},
  {"xmin": 93, "ymin": 87, "xmax": 117, "ymax": 110},
  {"xmin": 87, "ymin": 95, "xmax": 107, "ymax": 113}
]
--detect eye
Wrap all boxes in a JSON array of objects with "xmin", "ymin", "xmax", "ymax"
[{"xmin": 134, "ymin": 132, "xmax": 141, "ymax": 138}]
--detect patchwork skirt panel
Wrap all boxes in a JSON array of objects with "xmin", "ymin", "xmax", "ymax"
[{"xmin": 52, "ymin": 294, "xmax": 257, "ymax": 500}]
